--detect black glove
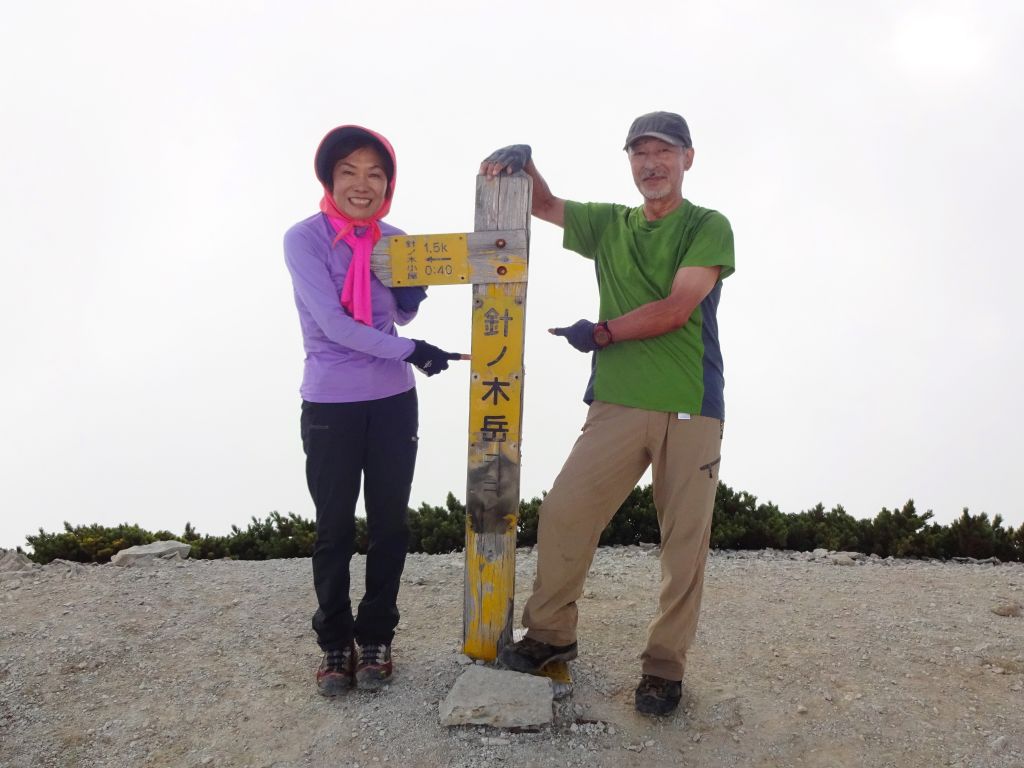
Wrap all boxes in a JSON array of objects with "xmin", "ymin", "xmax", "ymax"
[
  {"xmin": 392, "ymin": 286, "xmax": 427, "ymax": 312},
  {"xmin": 550, "ymin": 319, "xmax": 599, "ymax": 353},
  {"xmin": 482, "ymin": 144, "xmax": 532, "ymax": 175},
  {"xmin": 404, "ymin": 339, "xmax": 461, "ymax": 376}
]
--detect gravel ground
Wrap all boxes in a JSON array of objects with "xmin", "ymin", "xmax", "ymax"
[{"xmin": 1, "ymin": 546, "xmax": 1022, "ymax": 767}]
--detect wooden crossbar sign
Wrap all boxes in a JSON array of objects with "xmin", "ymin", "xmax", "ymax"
[{"xmin": 370, "ymin": 173, "xmax": 532, "ymax": 661}]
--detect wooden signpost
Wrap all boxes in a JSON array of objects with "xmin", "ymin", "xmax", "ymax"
[{"xmin": 371, "ymin": 173, "xmax": 531, "ymax": 662}]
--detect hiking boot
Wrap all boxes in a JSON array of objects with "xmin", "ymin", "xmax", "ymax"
[
  {"xmin": 634, "ymin": 674, "xmax": 682, "ymax": 716},
  {"xmin": 316, "ymin": 642, "xmax": 355, "ymax": 697},
  {"xmin": 498, "ymin": 636, "xmax": 578, "ymax": 674},
  {"xmin": 356, "ymin": 642, "xmax": 393, "ymax": 690}
]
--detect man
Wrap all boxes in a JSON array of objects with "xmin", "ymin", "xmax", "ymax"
[{"xmin": 480, "ymin": 111, "xmax": 735, "ymax": 716}]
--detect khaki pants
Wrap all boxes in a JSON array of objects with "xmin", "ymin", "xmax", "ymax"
[{"xmin": 522, "ymin": 401, "xmax": 722, "ymax": 680}]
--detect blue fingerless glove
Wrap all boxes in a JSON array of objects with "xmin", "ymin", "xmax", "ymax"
[
  {"xmin": 482, "ymin": 144, "xmax": 532, "ymax": 174},
  {"xmin": 550, "ymin": 319, "xmax": 599, "ymax": 353},
  {"xmin": 404, "ymin": 339, "xmax": 461, "ymax": 376},
  {"xmin": 392, "ymin": 286, "xmax": 427, "ymax": 312}
]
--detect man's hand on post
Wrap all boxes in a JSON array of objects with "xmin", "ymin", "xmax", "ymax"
[
  {"xmin": 549, "ymin": 319, "xmax": 600, "ymax": 353},
  {"xmin": 480, "ymin": 145, "xmax": 532, "ymax": 178},
  {"xmin": 404, "ymin": 340, "xmax": 467, "ymax": 376}
]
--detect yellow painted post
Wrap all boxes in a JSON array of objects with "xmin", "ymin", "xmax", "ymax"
[
  {"xmin": 368, "ymin": 174, "xmax": 531, "ymax": 662},
  {"xmin": 463, "ymin": 173, "xmax": 531, "ymax": 660}
]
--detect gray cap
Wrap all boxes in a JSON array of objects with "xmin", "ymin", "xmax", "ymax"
[{"xmin": 623, "ymin": 111, "xmax": 692, "ymax": 150}]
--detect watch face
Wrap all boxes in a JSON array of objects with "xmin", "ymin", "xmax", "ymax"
[{"xmin": 593, "ymin": 325, "xmax": 612, "ymax": 347}]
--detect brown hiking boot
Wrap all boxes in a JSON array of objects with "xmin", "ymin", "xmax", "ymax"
[
  {"xmin": 316, "ymin": 641, "xmax": 355, "ymax": 697},
  {"xmin": 634, "ymin": 674, "xmax": 682, "ymax": 715},
  {"xmin": 498, "ymin": 636, "xmax": 578, "ymax": 674},
  {"xmin": 356, "ymin": 642, "xmax": 393, "ymax": 690}
]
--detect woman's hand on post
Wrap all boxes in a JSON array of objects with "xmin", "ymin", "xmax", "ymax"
[{"xmin": 404, "ymin": 340, "xmax": 469, "ymax": 376}]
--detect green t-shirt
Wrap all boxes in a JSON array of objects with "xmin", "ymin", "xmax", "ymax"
[{"xmin": 563, "ymin": 199, "xmax": 735, "ymax": 417}]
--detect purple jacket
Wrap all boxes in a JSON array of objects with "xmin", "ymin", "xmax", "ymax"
[{"xmin": 283, "ymin": 213, "xmax": 416, "ymax": 403}]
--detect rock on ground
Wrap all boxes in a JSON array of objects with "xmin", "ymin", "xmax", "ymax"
[
  {"xmin": 0, "ymin": 549, "xmax": 36, "ymax": 573},
  {"xmin": 439, "ymin": 665, "xmax": 553, "ymax": 727},
  {"xmin": 110, "ymin": 540, "xmax": 192, "ymax": 566}
]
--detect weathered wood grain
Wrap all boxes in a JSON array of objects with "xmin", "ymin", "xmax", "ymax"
[{"xmin": 463, "ymin": 172, "xmax": 531, "ymax": 660}]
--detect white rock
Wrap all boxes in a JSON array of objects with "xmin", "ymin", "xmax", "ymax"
[
  {"xmin": 110, "ymin": 541, "xmax": 191, "ymax": 566},
  {"xmin": 834, "ymin": 551, "xmax": 865, "ymax": 560},
  {"xmin": 991, "ymin": 602, "xmax": 1022, "ymax": 618},
  {"xmin": 0, "ymin": 550, "xmax": 35, "ymax": 573},
  {"xmin": 439, "ymin": 666, "xmax": 553, "ymax": 727}
]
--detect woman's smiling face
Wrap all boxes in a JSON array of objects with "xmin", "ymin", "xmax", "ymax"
[{"xmin": 331, "ymin": 145, "xmax": 389, "ymax": 220}]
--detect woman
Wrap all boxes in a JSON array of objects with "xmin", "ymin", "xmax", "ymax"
[{"xmin": 283, "ymin": 125, "xmax": 462, "ymax": 696}]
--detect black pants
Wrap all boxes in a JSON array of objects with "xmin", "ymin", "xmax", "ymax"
[{"xmin": 301, "ymin": 388, "xmax": 418, "ymax": 651}]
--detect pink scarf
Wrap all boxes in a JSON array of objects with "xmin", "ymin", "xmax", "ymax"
[
  {"xmin": 320, "ymin": 195, "xmax": 381, "ymax": 326},
  {"xmin": 315, "ymin": 125, "xmax": 398, "ymax": 326}
]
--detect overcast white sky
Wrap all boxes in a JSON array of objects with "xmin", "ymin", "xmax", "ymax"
[{"xmin": 1, "ymin": 1, "xmax": 1021, "ymax": 550}]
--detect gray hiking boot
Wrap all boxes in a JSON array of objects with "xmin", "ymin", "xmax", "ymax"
[{"xmin": 498, "ymin": 636, "xmax": 578, "ymax": 674}]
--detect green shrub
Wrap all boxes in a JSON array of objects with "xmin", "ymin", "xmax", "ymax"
[
  {"xmin": 710, "ymin": 484, "xmax": 788, "ymax": 550},
  {"xmin": 21, "ymin": 484, "xmax": 1024, "ymax": 564},
  {"xmin": 784, "ymin": 503, "xmax": 864, "ymax": 552},
  {"xmin": 186, "ymin": 512, "xmax": 316, "ymax": 561},
  {"xmin": 25, "ymin": 522, "xmax": 174, "ymax": 565},
  {"xmin": 516, "ymin": 495, "xmax": 543, "ymax": 547},
  {"xmin": 600, "ymin": 485, "xmax": 659, "ymax": 546},
  {"xmin": 408, "ymin": 493, "xmax": 465, "ymax": 554},
  {"xmin": 940, "ymin": 509, "xmax": 1006, "ymax": 560}
]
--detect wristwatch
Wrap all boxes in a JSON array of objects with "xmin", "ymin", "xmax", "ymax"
[{"xmin": 592, "ymin": 321, "xmax": 613, "ymax": 348}]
